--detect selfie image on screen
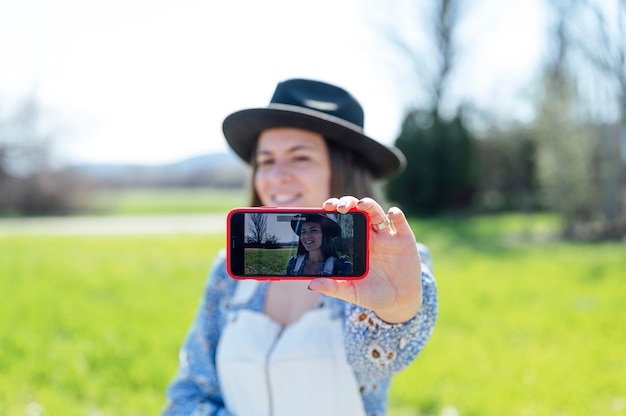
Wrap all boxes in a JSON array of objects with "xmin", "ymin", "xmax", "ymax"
[{"xmin": 243, "ymin": 212, "xmax": 356, "ymax": 276}]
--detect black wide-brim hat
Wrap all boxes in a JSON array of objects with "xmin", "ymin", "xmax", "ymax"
[
  {"xmin": 290, "ymin": 213, "xmax": 341, "ymax": 238},
  {"xmin": 222, "ymin": 78, "xmax": 406, "ymax": 179}
]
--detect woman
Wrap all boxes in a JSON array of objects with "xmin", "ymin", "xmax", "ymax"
[
  {"xmin": 162, "ymin": 78, "xmax": 438, "ymax": 416},
  {"xmin": 286, "ymin": 213, "xmax": 352, "ymax": 276}
]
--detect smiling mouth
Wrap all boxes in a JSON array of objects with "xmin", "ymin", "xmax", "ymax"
[{"xmin": 272, "ymin": 193, "xmax": 300, "ymax": 204}]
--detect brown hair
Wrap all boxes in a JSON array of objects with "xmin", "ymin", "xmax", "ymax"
[{"xmin": 247, "ymin": 139, "xmax": 383, "ymax": 206}]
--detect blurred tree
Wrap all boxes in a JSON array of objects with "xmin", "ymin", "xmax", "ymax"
[
  {"xmin": 375, "ymin": 0, "xmax": 478, "ymax": 214},
  {"xmin": 533, "ymin": 0, "xmax": 626, "ymax": 239},
  {"xmin": 0, "ymin": 96, "xmax": 53, "ymax": 177},
  {"xmin": 373, "ymin": 0, "xmax": 465, "ymax": 117},
  {"xmin": 568, "ymin": 0, "xmax": 626, "ymax": 238},
  {"xmin": 474, "ymin": 125, "xmax": 539, "ymax": 213},
  {"xmin": 0, "ymin": 95, "xmax": 86, "ymax": 215},
  {"xmin": 387, "ymin": 109, "xmax": 477, "ymax": 214},
  {"xmin": 533, "ymin": 73, "xmax": 599, "ymax": 239}
]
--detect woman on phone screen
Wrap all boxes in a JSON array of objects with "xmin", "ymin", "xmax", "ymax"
[{"xmin": 286, "ymin": 213, "xmax": 352, "ymax": 276}]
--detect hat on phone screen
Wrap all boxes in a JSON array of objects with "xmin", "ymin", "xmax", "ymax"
[
  {"xmin": 222, "ymin": 78, "xmax": 406, "ymax": 179},
  {"xmin": 290, "ymin": 213, "xmax": 341, "ymax": 238}
]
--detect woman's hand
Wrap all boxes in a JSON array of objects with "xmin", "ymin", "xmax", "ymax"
[{"xmin": 308, "ymin": 196, "xmax": 422, "ymax": 324}]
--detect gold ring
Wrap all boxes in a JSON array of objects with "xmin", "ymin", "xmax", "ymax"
[{"xmin": 372, "ymin": 219, "xmax": 390, "ymax": 231}]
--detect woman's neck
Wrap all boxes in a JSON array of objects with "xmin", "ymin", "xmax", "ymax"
[{"xmin": 307, "ymin": 250, "xmax": 324, "ymax": 263}]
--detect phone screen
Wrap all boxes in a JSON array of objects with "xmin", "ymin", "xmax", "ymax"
[{"xmin": 227, "ymin": 208, "xmax": 369, "ymax": 279}]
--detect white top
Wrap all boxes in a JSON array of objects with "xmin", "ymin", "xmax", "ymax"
[{"xmin": 216, "ymin": 280, "xmax": 366, "ymax": 416}]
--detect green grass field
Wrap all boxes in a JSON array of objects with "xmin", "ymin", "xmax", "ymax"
[
  {"xmin": 88, "ymin": 187, "xmax": 247, "ymax": 215},
  {"xmin": 244, "ymin": 247, "xmax": 296, "ymax": 275},
  {"xmin": 1, "ymin": 206, "xmax": 625, "ymax": 415}
]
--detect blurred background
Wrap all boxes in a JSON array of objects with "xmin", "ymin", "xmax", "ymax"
[
  {"xmin": 1, "ymin": 0, "xmax": 623, "ymax": 239},
  {"xmin": 1, "ymin": 1, "xmax": 625, "ymax": 415}
]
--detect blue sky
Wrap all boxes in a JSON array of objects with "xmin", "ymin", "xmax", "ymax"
[{"xmin": 0, "ymin": 0, "xmax": 546, "ymax": 165}]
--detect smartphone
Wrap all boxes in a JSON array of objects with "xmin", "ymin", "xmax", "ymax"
[{"xmin": 227, "ymin": 207, "xmax": 369, "ymax": 280}]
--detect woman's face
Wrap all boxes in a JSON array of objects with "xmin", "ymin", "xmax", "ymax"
[
  {"xmin": 299, "ymin": 222, "xmax": 323, "ymax": 252},
  {"xmin": 254, "ymin": 128, "xmax": 331, "ymax": 207}
]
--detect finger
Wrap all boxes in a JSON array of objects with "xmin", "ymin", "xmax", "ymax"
[
  {"xmin": 387, "ymin": 207, "xmax": 414, "ymax": 237},
  {"xmin": 356, "ymin": 198, "xmax": 388, "ymax": 230},
  {"xmin": 336, "ymin": 196, "xmax": 359, "ymax": 213},
  {"xmin": 308, "ymin": 278, "xmax": 357, "ymax": 304},
  {"xmin": 322, "ymin": 198, "xmax": 340, "ymax": 211}
]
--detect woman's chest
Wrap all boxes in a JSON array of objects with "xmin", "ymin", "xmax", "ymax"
[{"xmin": 263, "ymin": 280, "xmax": 322, "ymax": 326}]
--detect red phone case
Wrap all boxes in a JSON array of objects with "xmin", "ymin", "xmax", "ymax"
[{"xmin": 226, "ymin": 207, "xmax": 370, "ymax": 280}]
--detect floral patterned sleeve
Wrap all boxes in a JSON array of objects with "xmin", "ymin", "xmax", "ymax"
[
  {"xmin": 162, "ymin": 251, "xmax": 236, "ymax": 416},
  {"xmin": 343, "ymin": 243, "xmax": 438, "ymax": 380}
]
